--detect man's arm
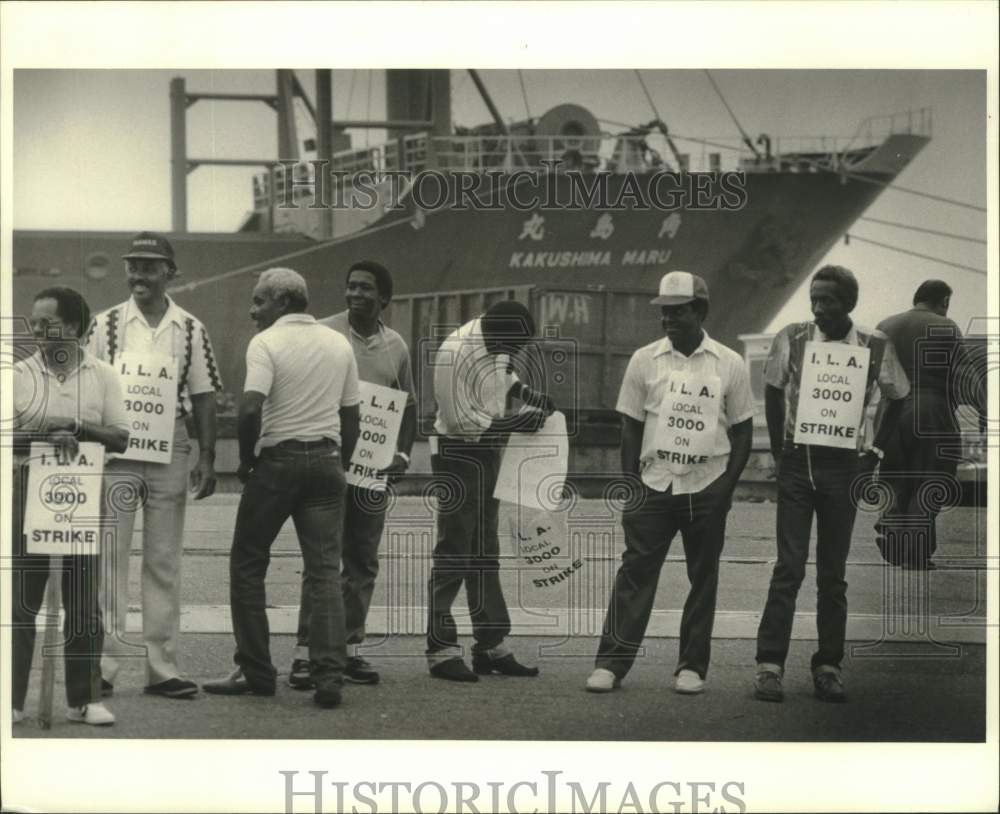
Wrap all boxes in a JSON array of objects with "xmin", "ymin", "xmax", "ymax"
[
  {"xmin": 189, "ymin": 391, "xmax": 217, "ymax": 499},
  {"xmin": 620, "ymin": 414, "xmax": 644, "ymax": 476},
  {"xmin": 340, "ymin": 404, "xmax": 360, "ymax": 465},
  {"xmin": 379, "ymin": 403, "xmax": 417, "ymax": 482},
  {"xmin": 764, "ymin": 385, "xmax": 786, "ymax": 464},
  {"xmin": 721, "ymin": 418, "xmax": 754, "ymax": 490},
  {"xmin": 237, "ymin": 390, "xmax": 266, "ymax": 484}
]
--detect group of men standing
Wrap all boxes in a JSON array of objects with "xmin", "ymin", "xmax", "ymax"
[{"xmin": 11, "ymin": 228, "xmax": 978, "ymax": 723}]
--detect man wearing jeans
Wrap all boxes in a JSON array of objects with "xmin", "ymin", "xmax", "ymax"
[
  {"xmin": 203, "ymin": 268, "xmax": 360, "ymax": 708},
  {"xmin": 586, "ymin": 271, "xmax": 754, "ymax": 695},
  {"xmin": 754, "ymin": 265, "xmax": 909, "ymax": 704}
]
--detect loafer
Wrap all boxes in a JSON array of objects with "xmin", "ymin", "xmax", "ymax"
[
  {"xmin": 753, "ymin": 666, "xmax": 784, "ymax": 702},
  {"xmin": 101, "ymin": 679, "xmax": 114, "ymax": 698},
  {"xmin": 203, "ymin": 668, "xmax": 275, "ymax": 697},
  {"xmin": 472, "ymin": 652, "xmax": 539, "ymax": 677},
  {"xmin": 429, "ymin": 658, "xmax": 479, "ymax": 683},
  {"xmin": 813, "ymin": 666, "xmax": 847, "ymax": 703},
  {"xmin": 314, "ymin": 685, "xmax": 343, "ymax": 709},
  {"xmin": 674, "ymin": 669, "xmax": 705, "ymax": 695},
  {"xmin": 144, "ymin": 677, "xmax": 199, "ymax": 699},
  {"xmin": 288, "ymin": 659, "xmax": 315, "ymax": 690},
  {"xmin": 66, "ymin": 702, "xmax": 115, "ymax": 726},
  {"xmin": 585, "ymin": 668, "xmax": 620, "ymax": 693},
  {"xmin": 345, "ymin": 656, "xmax": 380, "ymax": 685}
]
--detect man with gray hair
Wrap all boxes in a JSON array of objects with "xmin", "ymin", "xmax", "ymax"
[{"xmin": 203, "ymin": 267, "xmax": 360, "ymax": 709}]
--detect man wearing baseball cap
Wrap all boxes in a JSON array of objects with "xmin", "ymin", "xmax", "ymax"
[
  {"xmin": 587, "ymin": 271, "xmax": 754, "ymax": 695},
  {"xmin": 86, "ymin": 231, "xmax": 222, "ymax": 699}
]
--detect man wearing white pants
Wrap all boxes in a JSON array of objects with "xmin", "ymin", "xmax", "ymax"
[{"xmin": 87, "ymin": 232, "xmax": 221, "ymax": 699}]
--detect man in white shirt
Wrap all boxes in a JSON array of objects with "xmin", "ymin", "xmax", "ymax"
[
  {"xmin": 203, "ymin": 268, "xmax": 360, "ymax": 709},
  {"xmin": 587, "ymin": 271, "xmax": 754, "ymax": 695},
  {"xmin": 427, "ymin": 300, "xmax": 555, "ymax": 682},
  {"xmin": 87, "ymin": 232, "xmax": 221, "ymax": 699}
]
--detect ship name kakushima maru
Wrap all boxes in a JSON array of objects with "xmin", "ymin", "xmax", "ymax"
[{"xmin": 509, "ymin": 249, "xmax": 673, "ymax": 269}]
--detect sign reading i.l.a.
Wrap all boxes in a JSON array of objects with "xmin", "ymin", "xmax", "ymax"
[
  {"xmin": 794, "ymin": 341, "xmax": 870, "ymax": 449},
  {"xmin": 24, "ymin": 442, "xmax": 105, "ymax": 555},
  {"xmin": 116, "ymin": 352, "xmax": 178, "ymax": 464},
  {"xmin": 346, "ymin": 381, "xmax": 407, "ymax": 491}
]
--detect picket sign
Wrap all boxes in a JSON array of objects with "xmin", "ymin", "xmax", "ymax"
[
  {"xmin": 494, "ymin": 411, "xmax": 568, "ymax": 511},
  {"xmin": 116, "ymin": 352, "xmax": 178, "ymax": 464},
  {"xmin": 794, "ymin": 341, "xmax": 870, "ymax": 450},
  {"xmin": 24, "ymin": 442, "xmax": 104, "ymax": 556},
  {"xmin": 346, "ymin": 381, "xmax": 407, "ymax": 491}
]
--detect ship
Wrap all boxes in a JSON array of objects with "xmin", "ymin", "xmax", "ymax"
[{"xmin": 11, "ymin": 70, "xmax": 932, "ymax": 433}]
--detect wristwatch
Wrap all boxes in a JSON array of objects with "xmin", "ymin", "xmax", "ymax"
[{"xmin": 869, "ymin": 446, "xmax": 884, "ymax": 460}]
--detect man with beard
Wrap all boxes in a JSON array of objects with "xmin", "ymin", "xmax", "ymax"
[{"xmin": 754, "ymin": 265, "xmax": 910, "ymax": 704}]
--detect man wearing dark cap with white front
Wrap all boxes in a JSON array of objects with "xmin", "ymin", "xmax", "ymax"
[
  {"xmin": 426, "ymin": 300, "xmax": 555, "ymax": 682},
  {"xmin": 587, "ymin": 271, "xmax": 754, "ymax": 695},
  {"xmin": 87, "ymin": 232, "xmax": 221, "ymax": 699}
]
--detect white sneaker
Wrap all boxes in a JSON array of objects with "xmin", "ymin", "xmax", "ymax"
[
  {"xmin": 585, "ymin": 668, "xmax": 620, "ymax": 693},
  {"xmin": 12, "ymin": 708, "xmax": 26, "ymax": 724},
  {"xmin": 674, "ymin": 669, "xmax": 705, "ymax": 695},
  {"xmin": 66, "ymin": 702, "xmax": 115, "ymax": 726}
]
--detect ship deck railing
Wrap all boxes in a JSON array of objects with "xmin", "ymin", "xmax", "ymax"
[{"xmin": 252, "ymin": 107, "xmax": 932, "ymax": 208}]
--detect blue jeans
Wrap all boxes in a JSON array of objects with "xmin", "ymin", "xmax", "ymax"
[
  {"xmin": 756, "ymin": 443, "xmax": 860, "ymax": 671},
  {"xmin": 295, "ymin": 485, "xmax": 388, "ymax": 652},
  {"xmin": 595, "ymin": 478, "xmax": 730, "ymax": 680},
  {"xmin": 229, "ymin": 440, "xmax": 347, "ymax": 691}
]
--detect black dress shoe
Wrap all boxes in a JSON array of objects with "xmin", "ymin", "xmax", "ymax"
[
  {"xmin": 429, "ymin": 659, "xmax": 479, "ymax": 683},
  {"xmin": 472, "ymin": 653, "xmax": 539, "ymax": 677},
  {"xmin": 145, "ymin": 677, "xmax": 199, "ymax": 698},
  {"xmin": 345, "ymin": 656, "xmax": 380, "ymax": 685},
  {"xmin": 203, "ymin": 668, "xmax": 275, "ymax": 696},
  {"xmin": 314, "ymin": 685, "xmax": 343, "ymax": 708}
]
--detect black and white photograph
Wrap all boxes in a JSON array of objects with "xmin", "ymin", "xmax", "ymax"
[{"xmin": 1, "ymin": 2, "xmax": 997, "ymax": 812}]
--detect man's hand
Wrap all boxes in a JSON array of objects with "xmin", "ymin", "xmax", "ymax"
[
  {"xmin": 522, "ymin": 387, "xmax": 556, "ymax": 417},
  {"xmin": 706, "ymin": 471, "xmax": 738, "ymax": 510},
  {"xmin": 47, "ymin": 429, "xmax": 79, "ymax": 463},
  {"xmin": 858, "ymin": 449, "xmax": 882, "ymax": 478},
  {"xmin": 509, "ymin": 409, "xmax": 547, "ymax": 434},
  {"xmin": 378, "ymin": 452, "xmax": 410, "ymax": 485},
  {"xmin": 237, "ymin": 460, "xmax": 256, "ymax": 485},
  {"xmin": 190, "ymin": 452, "xmax": 217, "ymax": 499}
]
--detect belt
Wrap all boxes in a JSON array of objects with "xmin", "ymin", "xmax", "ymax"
[{"xmin": 274, "ymin": 438, "xmax": 338, "ymax": 450}]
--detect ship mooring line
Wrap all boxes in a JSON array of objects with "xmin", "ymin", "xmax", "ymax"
[
  {"xmin": 846, "ymin": 233, "xmax": 988, "ymax": 275},
  {"xmin": 858, "ymin": 217, "xmax": 987, "ymax": 244}
]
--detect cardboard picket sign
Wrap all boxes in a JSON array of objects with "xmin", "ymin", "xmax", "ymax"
[
  {"xmin": 794, "ymin": 341, "xmax": 870, "ymax": 449},
  {"xmin": 116, "ymin": 352, "xmax": 178, "ymax": 464},
  {"xmin": 24, "ymin": 442, "xmax": 105, "ymax": 556},
  {"xmin": 494, "ymin": 411, "xmax": 568, "ymax": 511},
  {"xmin": 653, "ymin": 371, "xmax": 721, "ymax": 468},
  {"xmin": 346, "ymin": 381, "xmax": 407, "ymax": 492}
]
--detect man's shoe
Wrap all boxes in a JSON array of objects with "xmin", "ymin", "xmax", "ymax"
[
  {"xmin": 12, "ymin": 708, "xmax": 26, "ymax": 725},
  {"xmin": 753, "ymin": 666, "xmax": 784, "ymax": 702},
  {"xmin": 472, "ymin": 652, "xmax": 539, "ymax": 677},
  {"xmin": 345, "ymin": 656, "xmax": 380, "ymax": 685},
  {"xmin": 66, "ymin": 702, "xmax": 115, "ymax": 726},
  {"xmin": 902, "ymin": 559, "xmax": 937, "ymax": 571},
  {"xmin": 585, "ymin": 668, "xmax": 620, "ymax": 693},
  {"xmin": 813, "ymin": 666, "xmax": 847, "ymax": 703},
  {"xmin": 144, "ymin": 677, "xmax": 199, "ymax": 699},
  {"xmin": 429, "ymin": 659, "xmax": 479, "ymax": 683},
  {"xmin": 314, "ymin": 685, "xmax": 343, "ymax": 709},
  {"xmin": 100, "ymin": 679, "xmax": 114, "ymax": 698},
  {"xmin": 203, "ymin": 668, "xmax": 275, "ymax": 697},
  {"xmin": 674, "ymin": 669, "xmax": 706, "ymax": 695},
  {"xmin": 288, "ymin": 659, "xmax": 315, "ymax": 690}
]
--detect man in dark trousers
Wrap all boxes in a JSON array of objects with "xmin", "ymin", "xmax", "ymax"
[
  {"xmin": 875, "ymin": 279, "xmax": 979, "ymax": 570},
  {"xmin": 754, "ymin": 266, "xmax": 910, "ymax": 704},
  {"xmin": 586, "ymin": 271, "xmax": 754, "ymax": 695},
  {"xmin": 203, "ymin": 268, "xmax": 360, "ymax": 709},
  {"xmin": 288, "ymin": 260, "xmax": 416, "ymax": 688},
  {"xmin": 426, "ymin": 300, "xmax": 555, "ymax": 682}
]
